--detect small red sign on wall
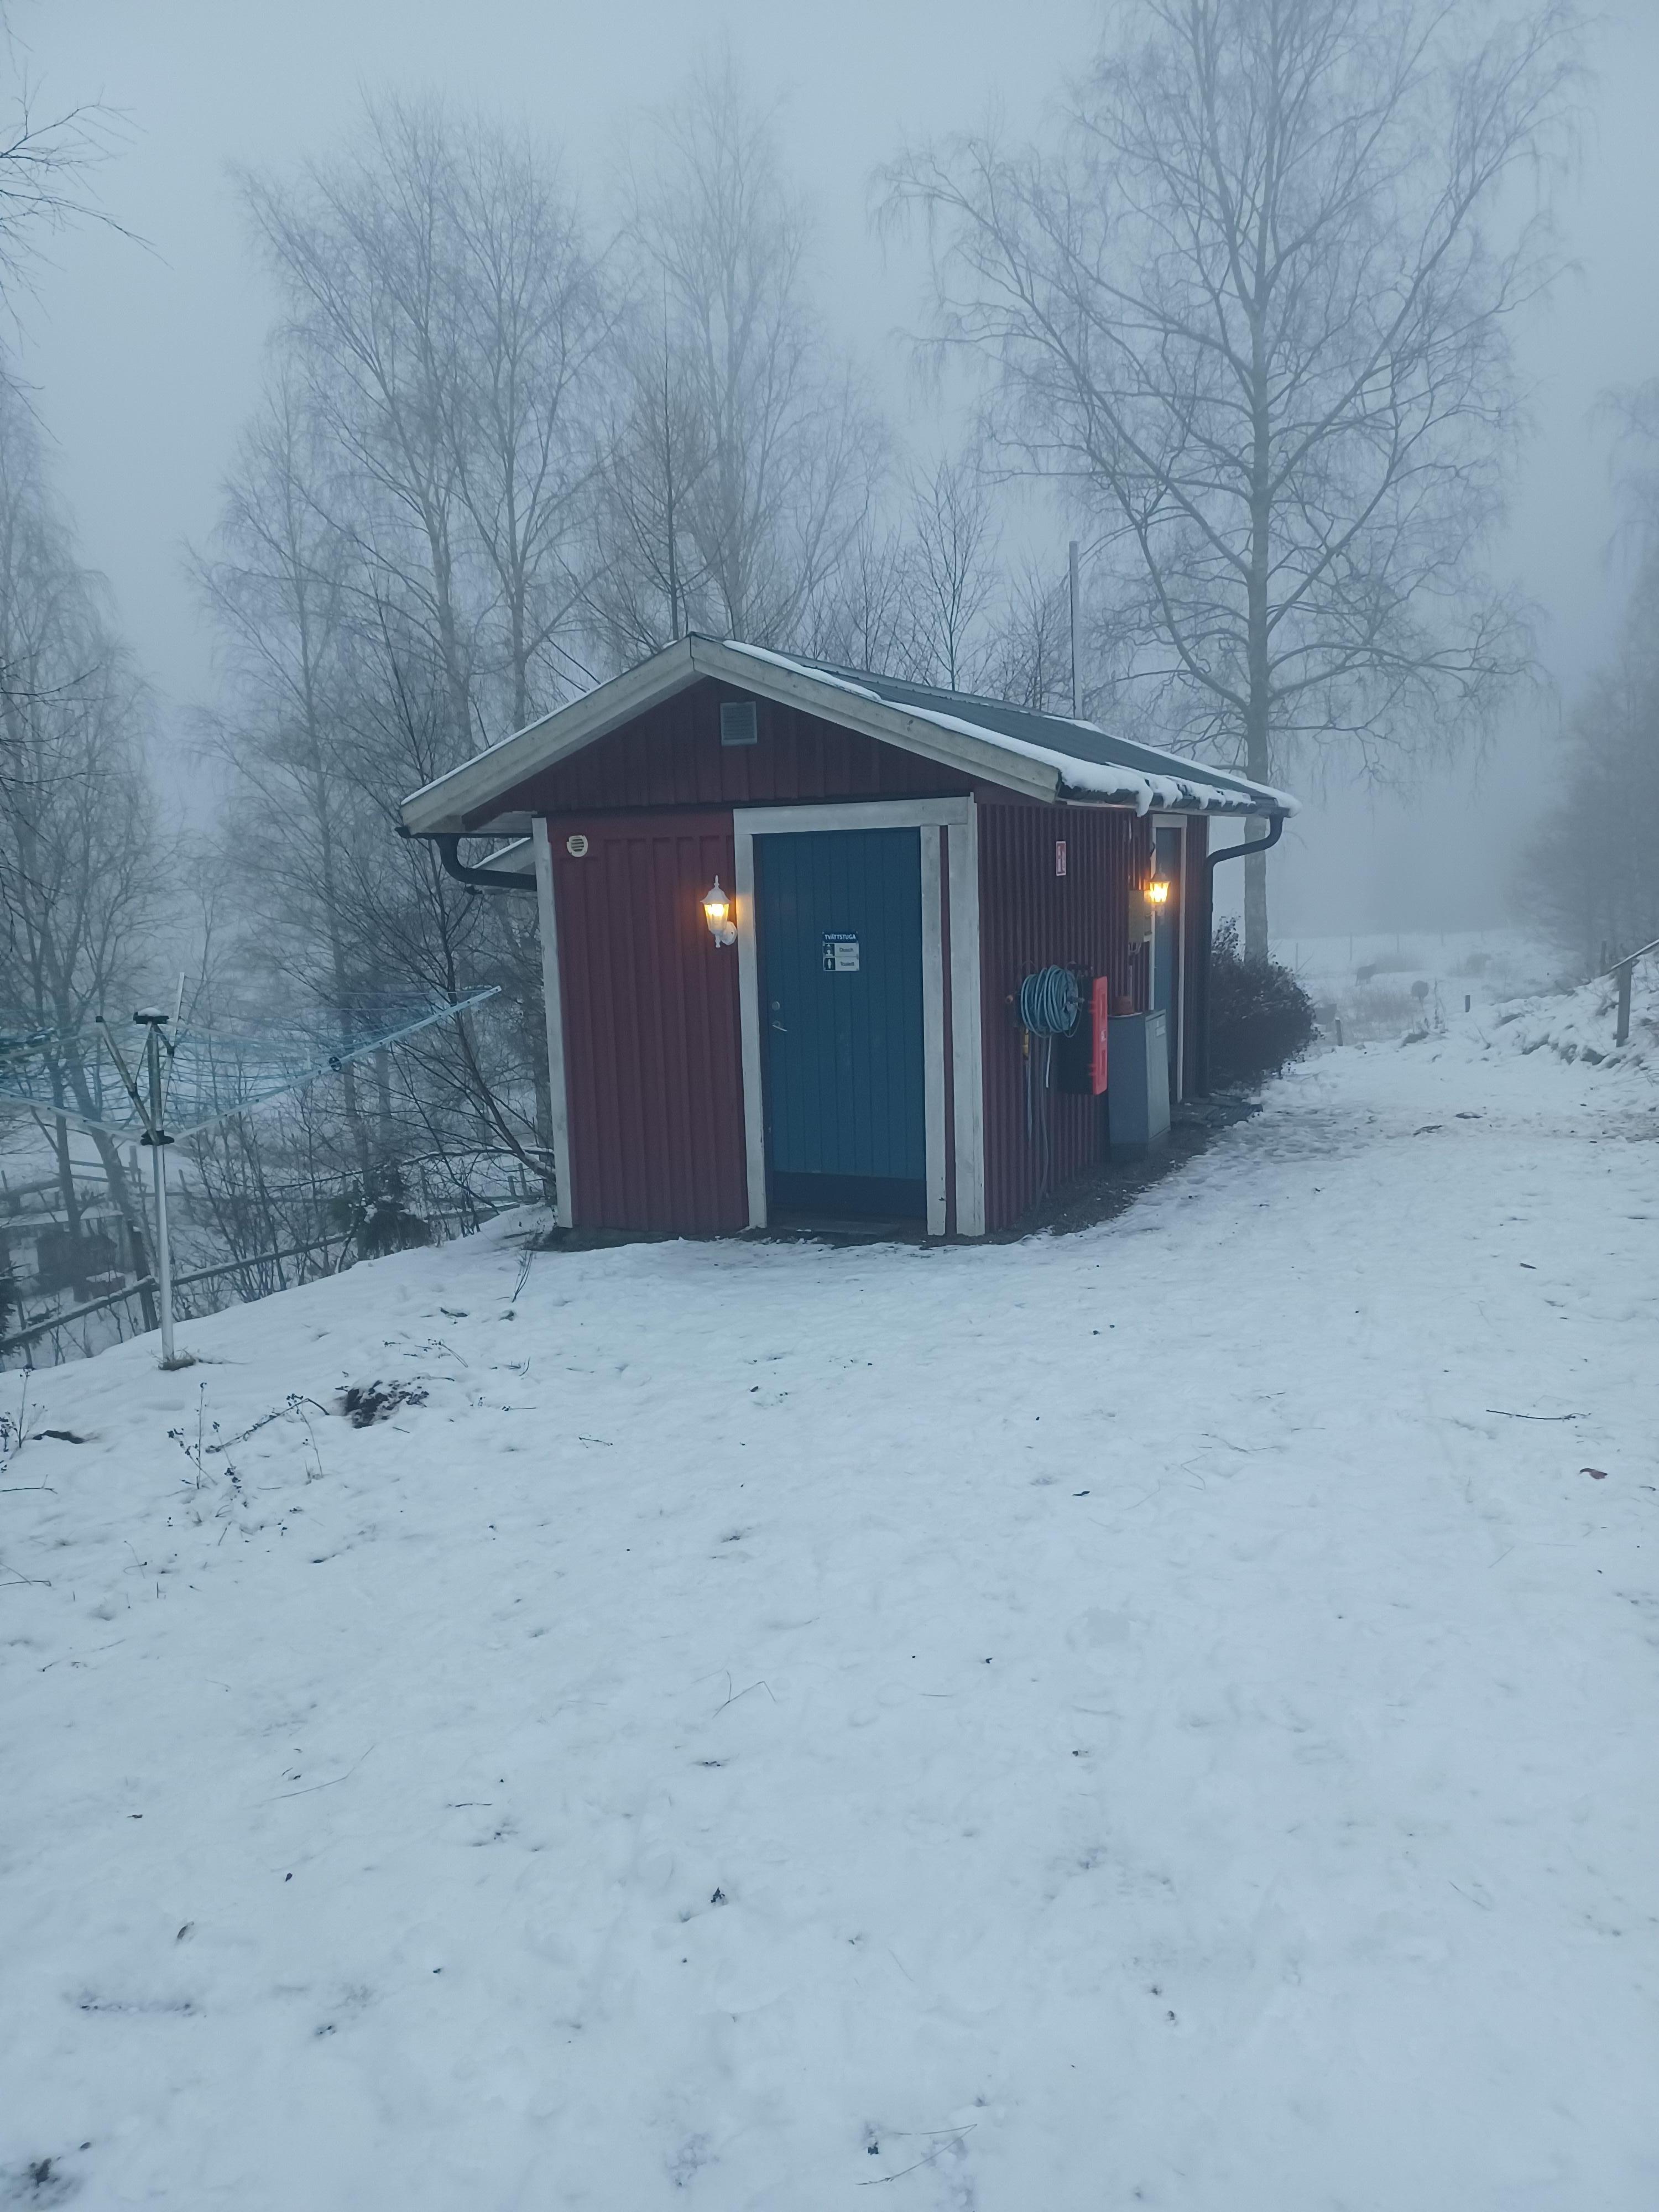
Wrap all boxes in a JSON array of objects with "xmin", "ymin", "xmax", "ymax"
[{"xmin": 1055, "ymin": 838, "xmax": 1067, "ymax": 878}]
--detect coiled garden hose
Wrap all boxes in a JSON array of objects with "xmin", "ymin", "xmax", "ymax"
[
  {"xmin": 1018, "ymin": 965, "xmax": 1081, "ymax": 1037},
  {"xmin": 1018, "ymin": 966, "xmax": 1083, "ymax": 1201}
]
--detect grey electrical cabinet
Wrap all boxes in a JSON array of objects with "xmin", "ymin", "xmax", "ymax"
[{"xmin": 1107, "ymin": 1010, "xmax": 1171, "ymax": 1155}]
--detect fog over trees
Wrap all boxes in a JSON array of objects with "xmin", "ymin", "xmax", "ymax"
[
  {"xmin": 885, "ymin": 0, "xmax": 1582, "ymax": 949},
  {"xmin": 1523, "ymin": 383, "xmax": 1659, "ymax": 968},
  {"xmin": 0, "ymin": 387, "xmax": 162, "ymax": 1258},
  {"xmin": 4, "ymin": 0, "xmax": 1645, "ymax": 1322},
  {"xmin": 0, "ymin": 34, "xmax": 166, "ymax": 1294},
  {"xmin": 185, "ymin": 65, "xmax": 1143, "ymax": 1238}
]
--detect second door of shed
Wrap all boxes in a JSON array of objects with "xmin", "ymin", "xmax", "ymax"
[{"xmin": 755, "ymin": 827, "xmax": 926, "ymax": 1220}]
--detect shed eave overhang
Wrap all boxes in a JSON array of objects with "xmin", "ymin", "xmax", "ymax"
[
  {"xmin": 398, "ymin": 632, "xmax": 1295, "ymax": 836},
  {"xmin": 399, "ymin": 638, "xmax": 700, "ymax": 837},
  {"xmin": 398, "ymin": 634, "xmax": 1063, "ymax": 836}
]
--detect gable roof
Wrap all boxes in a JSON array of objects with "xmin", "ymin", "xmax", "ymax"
[{"xmin": 399, "ymin": 634, "xmax": 1297, "ymax": 838}]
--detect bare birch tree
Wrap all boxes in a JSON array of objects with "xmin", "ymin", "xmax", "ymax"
[
  {"xmin": 0, "ymin": 385, "xmax": 159, "ymax": 1261},
  {"xmin": 1522, "ymin": 379, "xmax": 1659, "ymax": 968},
  {"xmin": 196, "ymin": 388, "xmax": 557, "ymax": 1206},
  {"xmin": 191, "ymin": 380, "xmax": 382, "ymax": 1181},
  {"xmin": 886, "ymin": 0, "xmax": 1581, "ymax": 948},
  {"xmin": 987, "ymin": 558, "xmax": 1073, "ymax": 713},
  {"xmin": 241, "ymin": 98, "xmax": 608, "ymax": 749},
  {"xmin": 902, "ymin": 452, "xmax": 1000, "ymax": 690},
  {"xmin": 213, "ymin": 101, "xmax": 613, "ymax": 1208},
  {"xmin": 800, "ymin": 518, "xmax": 917, "ymax": 675},
  {"xmin": 1522, "ymin": 602, "xmax": 1659, "ymax": 973},
  {"xmin": 434, "ymin": 120, "xmax": 612, "ymax": 727},
  {"xmin": 0, "ymin": 8, "xmax": 122, "ymax": 319},
  {"xmin": 242, "ymin": 109, "xmax": 478, "ymax": 760},
  {"xmin": 620, "ymin": 59, "xmax": 885, "ymax": 648},
  {"xmin": 588, "ymin": 291, "xmax": 714, "ymax": 659}
]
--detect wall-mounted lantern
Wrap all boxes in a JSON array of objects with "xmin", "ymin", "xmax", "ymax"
[
  {"xmin": 1144, "ymin": 869, "xmax": 1172, "ymax": 911},
  {"xmin": 702, "ymin": 877, "xmax": 737, "ymax": 947}
]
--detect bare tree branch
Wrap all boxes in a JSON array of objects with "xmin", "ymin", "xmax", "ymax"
[{"xmin": 884, "ymin": 0, "xmax": 1583, "ymax": 947}]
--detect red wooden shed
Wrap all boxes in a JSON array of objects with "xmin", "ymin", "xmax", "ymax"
[{"xmin": 399, "ymin": 637, "xmax": 1295, "ymax": 1239}]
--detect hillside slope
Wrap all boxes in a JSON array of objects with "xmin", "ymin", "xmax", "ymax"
[{"xmin": 4, "ymin": 1016, "xmax": 1656, "ymax": 2210}]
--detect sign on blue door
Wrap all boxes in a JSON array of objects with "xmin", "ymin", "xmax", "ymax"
[{"xmin": 822, "ymin": 932, "xmax": 860, "ymax": 972}]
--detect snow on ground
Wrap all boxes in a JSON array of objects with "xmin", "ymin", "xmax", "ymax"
[
  {"xmin": 3, "ymin": 1008, "xmax": 1657, "ymax": 2210},
  {"xmin": 1281, "ymin": 926, "xmax": 1659, "ymax": 1073},
  {"xmin": 1277, "ymin": 928, "xmax": 1564, "ymax": 1044},
  {"xmin": 1492, "ymin": 961, "xmax": 1659, "ymax": 1078}
]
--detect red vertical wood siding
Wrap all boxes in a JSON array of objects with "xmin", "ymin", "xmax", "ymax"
[
  {"xmin": 977, "ymin": 805, "xmax": 1145, "ymax": 1232},
  {"xmin": 550, "ymin": 809, "xmax": 747, "ymax": 1234},
  {"xmin": 1182, "ymin": 815, "xmax": 1210, "ymax": 1093},
  {"xmin": 494, "ymin": 680, "xmax": 975, "ymax": 819}
]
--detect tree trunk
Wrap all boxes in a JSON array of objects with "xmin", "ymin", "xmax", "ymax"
[
  {"xmin": 1244, "ymin": 834, "xmax": 1270, "ymax": 962},
  {"xmin": 85, "ymin": 1129, "xmax": 134, "ymax": 1222},
  {"xmin": 1241, "ymin": 181, "xmax": 1278, "ymax": 963},
  {"xmin": 50, "ymin": 1111, "xmax": 89, "ymax": 1302},
  {"xmin": 374, "ymin": 1046, "xmax": 395, "ymax": 1165},
  {"xmin": 530, "ymin": 1043, "xmax": 556, "ymax": 1212},
  {"xmin": 293, "ymin": 560, "xmax": 375, "ymax": 1194}
]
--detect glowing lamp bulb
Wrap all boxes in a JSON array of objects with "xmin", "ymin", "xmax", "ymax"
[
  {"xmin": 703, "ymin": 877, "xmax": 737, "ymax": 946},
  {"xmin": 1145, "ymin": 873, "xmax": 1172, "ymax": 909}
]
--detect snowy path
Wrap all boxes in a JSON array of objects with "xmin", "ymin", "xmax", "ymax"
[{"xmin": 3, "ymin": 1026, "xmax": 1656, "ymax": 2209}]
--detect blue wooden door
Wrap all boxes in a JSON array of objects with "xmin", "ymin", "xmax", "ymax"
[{"xmin": 755, "ymin": 828, "xmax": 926, "ymax": 1219}]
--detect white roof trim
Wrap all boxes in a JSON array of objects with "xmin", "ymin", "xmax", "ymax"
[{"xmin": 695, "ymin": 638, "xmax": 1060, "ymax": 804}]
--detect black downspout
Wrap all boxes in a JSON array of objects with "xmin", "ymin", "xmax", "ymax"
[
  {"xmin": 1194, "ymin": 813, "xmax": 1285, "ymax": 1095},
  {"xmin": 398, "ymin": 825, "xmax": 538, "ymax": 894}
]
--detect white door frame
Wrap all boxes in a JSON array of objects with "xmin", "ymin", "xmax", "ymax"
[
  {"xmin": 1150, "ymin": 812, "xmax": 1188, "ymax": 1104},
  {"xmin": 531, "ymin": 817, "xmax": 575, "ymax": 1227},
  {"xmin": 733, "ymin": 796, "xmax": 983, "ymax": 1237}
]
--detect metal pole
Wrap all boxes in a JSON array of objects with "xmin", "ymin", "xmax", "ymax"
[
  {"xmin": 1068, "ymin": 539, "xmax": 1081, "ymax": 718},
  {"xmin": 1615, "ymin": 960, "xmax": 1634, "ymax": 1048},
  {"xmin": 147, "ymin": 1025, "xmax": 175, "ymax": 1365}
]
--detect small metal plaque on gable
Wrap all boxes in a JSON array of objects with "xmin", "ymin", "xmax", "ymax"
[{"xmin": 822, "ymin": 931, "xmax": 860, "ymax": 973}]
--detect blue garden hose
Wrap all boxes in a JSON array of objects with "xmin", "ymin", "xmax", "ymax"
[
  {"xmin": 1019, "ymin": 966, "xmax": 1081, "ymax": 1037},
  {"xmin": 1018, "ymin": 967, "xmax": 1082, "ymax": 1200}
]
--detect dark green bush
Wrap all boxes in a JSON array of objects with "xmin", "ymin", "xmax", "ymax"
[{"xmin": 1208, "ymin": 919, "xmax": 1317, "ymax": 1085}]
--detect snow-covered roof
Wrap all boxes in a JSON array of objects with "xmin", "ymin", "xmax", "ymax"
[
  {"xmin": 400, "ymin": 634, "xmax": 1297, "ymax": 837},
  {"xmin": 724, "ymin": 643, "xmax": 1297, "ymax": 816}
]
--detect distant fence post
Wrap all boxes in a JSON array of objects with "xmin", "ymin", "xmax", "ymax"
[{"xmin": 1615, "ymin": 960, "xmax": 1634, "ymax": 1048}]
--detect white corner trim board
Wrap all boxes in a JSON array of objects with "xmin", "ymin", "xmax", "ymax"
[
  {"xmin": 733, "ymin": 825, "xmax": 768, "ymax": 1229},
  {"xmin": 946, "ymin": 807, "xmax": 985, "ymax": 1237},
  {"xmin": 919, "ymin": 826, "xmax": 948, "ymax": 1237},
  {"xmin": 532, "ymin": 818, "xmax": 574, "ymax": 1229}
]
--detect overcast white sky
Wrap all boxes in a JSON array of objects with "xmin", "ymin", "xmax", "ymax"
[{"xmin": 14, "ymin": 0, "xmax": 1659, "ymax": 935}]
